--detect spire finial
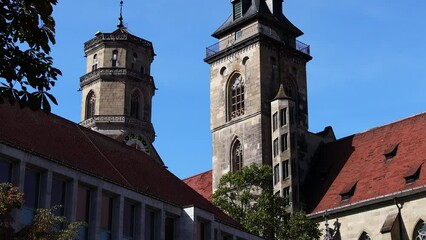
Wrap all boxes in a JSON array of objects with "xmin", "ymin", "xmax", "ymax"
[{"xmin": 117, "ymin": 0, "xmax": 124, "ymax": 28}]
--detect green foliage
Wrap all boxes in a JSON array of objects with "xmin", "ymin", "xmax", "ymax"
[
  {"xmin": 0, "ymin": 183, "xmax": 82, "ymax": 240},
  {"xmin": 0, "ymin": 0, "xmax": 61, "ymax": 112},
  {"xmin": 212, "ymin": 164, "xmax": 321, "ymax": 240}
]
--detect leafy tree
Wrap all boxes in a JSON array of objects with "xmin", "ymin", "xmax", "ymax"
[
  {"xmin": 212, "ymin": 164, "xmax": 321, "ymax": 240},
  {"xmin": 0, "ymin": 0, "xmax": 61, "ymax": 112},
  {"xmin": 0, "ymin": 182, "xmax": 81, "ymax": 240}
]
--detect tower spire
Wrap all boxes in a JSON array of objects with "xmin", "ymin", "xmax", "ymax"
[{"xmin": 117, "ymin": 0, "xmax": 124, "ymax": 28}]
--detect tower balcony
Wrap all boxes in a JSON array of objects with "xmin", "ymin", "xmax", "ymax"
[
  {"xmin": 80, "ymin": 115, "xmax": 153, "ymax": 131},
  {"xmin": 80, "ymin": 68, "xmax": 154, "ymax": 87},
  {"xmin": 205, "ymin": 22, "xmax": 310, "ymax": 58}
]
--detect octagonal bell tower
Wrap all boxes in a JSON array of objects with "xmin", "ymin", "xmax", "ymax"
[{"xmin": 79, "ymin": 2, "xmax": 162, "ymax": 165}]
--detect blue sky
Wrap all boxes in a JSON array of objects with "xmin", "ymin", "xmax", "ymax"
[{"xmin": 49, "ymin": 1, "xmax": 426, "ymax": 179}]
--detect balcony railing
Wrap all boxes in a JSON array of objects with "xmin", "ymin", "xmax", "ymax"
[
  {"xmin": 205, "ymin": 23, "xmax": 310, "ymax": 58},
  {"xmin": 80, "ymin": 115, "xmax": 152, "ymax": 129},
  {"xmin": 84, "ymin": 33, "xmax": 152, "ymax": 50},
  {"xmin": 80, "ymin": 68, "xmax": 153, "ymax": 86}
]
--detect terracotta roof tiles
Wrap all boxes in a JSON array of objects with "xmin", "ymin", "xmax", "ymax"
[
  {"xmin": 306, "ymin": 112, "xmax": 426, "ymax": 214},
  {"xmin": 0, "ymin": 104, "xmax": 239, "ymax": 227}
]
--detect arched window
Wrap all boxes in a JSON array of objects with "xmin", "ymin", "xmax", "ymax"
[
  {"xmin": 92, "ymin": 54, "xmax": 98, "ymax": 71},
  {"xmin": 228, "ymin": 73, "xmax": 245, "ymax": 120},
  {"xmin": 112, "ymin": 50, "xmax": 118, "ymax": 67},
  {"xmin": 231, "ymin": 139, "xmax": 243, "ymax": 172},
  {"xmin": 85, "ymin": 91, "xmax": 96, "ymax": 120},
  {"xmin": 414, "ymin": 220, "xmax": 426, "ymax": 240},
  {"xmin": 358, "ymin": 232, "xmax": 371, "ymax": 240},
  {"xmin": 131, "ymin": 53, "xmax": 137, "ymax": 70},
  {"xmin": 130, "ymin": 91, "xmax": 144, "ymax": 120}
]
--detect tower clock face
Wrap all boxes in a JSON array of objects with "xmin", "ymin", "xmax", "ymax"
[{"xmin": 122, "ymin": 134, "xmax": 150, "ymax": 155}]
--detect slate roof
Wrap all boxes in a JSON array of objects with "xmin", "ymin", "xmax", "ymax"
[
  {"xmin": 306, "ymin": 112, "xmax": 426, "ymax": 215},
  {"xmin": 183, "ymin": 170, "xmax": 213, "ymax": 202},
  {"xmin": 212, "ymin": 0, "xmax": 302, "ymax": 38},
  {"xmin": 0, "ymin": 103, "xmax": 239, "ymax": 227}
]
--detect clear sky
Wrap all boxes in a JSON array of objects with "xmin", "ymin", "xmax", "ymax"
[{"xmin": 49, "ymin": 0, "xmax": 426, "ymax": 179}]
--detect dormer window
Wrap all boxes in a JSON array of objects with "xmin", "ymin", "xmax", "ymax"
[
  {"xmin": 232, "ymin": 0, "xmax": 250, "ymax": 20},
  {"xmin": 405, "ymin": 164, "xmax": 422, "ymax": 184},
  {"xmin": 384, "ymin": 144, "xmax": 399, "ymax": 161},
  {"xmin": 340, "ymin": 182, "xmax": 357, "ymax": 201}
]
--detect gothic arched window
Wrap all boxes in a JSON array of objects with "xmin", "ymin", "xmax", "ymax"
[
  {"xmin": 228, "ymin": 73, "xmax": 245, "ymax": 120},
  {"xmin": 85, "ymin": 91, "xmax": 96, "ymax": 120},
  {"xmin": 359, "ymin": 232, "xmax": 371, "ymax": 240},
  {"xmin": 414, "ymin": 220, "xmax": 426, "ymax": 240},
  {"xmin": 231, "ymin": 139, "xmax": 243, "ymax": 172},
  {"xmin": 112, "ymin": 50, "xmax": 118, "ymax": 67},
  {"xmin": 92, "ymin": 54, "xmax": 98, "ymax": 71},
  {"xmin": 130, "ymin": 91, "xmax": 144, "ymax": 120}
]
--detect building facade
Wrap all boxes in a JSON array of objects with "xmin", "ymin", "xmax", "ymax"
[
  {"xmin": 79, "ymin": 19, "xmax": 162, "ymax": 164},
  {"xmin": 0, "ymin": 5, "xmax": 264, "ymax": 240},
  {"xmin": 187, "ymin": 1, "xmax": 426, "ymax": 239}
]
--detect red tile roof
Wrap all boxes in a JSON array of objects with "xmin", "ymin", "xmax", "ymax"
[
  {"xmin": 183, "ymin": 170, "xmax": 213, "ymax": 202},
  {"xmin": 306, "ymin": 112, "xmax": 426, "ymax": 214},
  {"xmin": 0, "ymin": 104, "xmax": 239, "ymax": 227}
]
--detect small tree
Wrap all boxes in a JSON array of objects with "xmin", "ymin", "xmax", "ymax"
[
  {"xmin": 0, "ymin": 183, "xmax": 81, "ymax": 240},
  {"xmin": 0, "ymin": 0, "xmax": 61, "ymax": 112},
  {"xmin": 212, "ymin": 164, "xmax": 321, "ymax": 240}
]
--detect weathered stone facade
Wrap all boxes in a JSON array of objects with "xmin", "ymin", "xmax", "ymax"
[
  {"xmin": 79, "ymin": 28, "xmax": 162, "ymax": 164},
  {"xmin": 205, "ymin": 0, "xmax": 312, "ymax": 210}
]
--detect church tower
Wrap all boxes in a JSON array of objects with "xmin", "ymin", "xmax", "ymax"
[
  {"xmin": 205, "ymin": 0, "xmax": 311, "ymax": 210},
  {"xmin": 79, "ymin": 2, "xmax": 162, "ymax": 164}
]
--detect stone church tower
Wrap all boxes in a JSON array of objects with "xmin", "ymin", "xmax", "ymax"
[
  {"xmin": 79, "ymin": 3, "xmax": 163, "ymax": 165},
  {"xmin": 205, "ymin": 0, "xmax": 312, "ymax": 211}
]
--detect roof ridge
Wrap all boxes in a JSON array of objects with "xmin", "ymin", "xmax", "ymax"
[
  {"xmin": 182, "ymin": 169, "xmax": 212, "ymax": 181},
  {"xmin": 354, "ymin": 111, "xmax": 426, "ymax": 136}
]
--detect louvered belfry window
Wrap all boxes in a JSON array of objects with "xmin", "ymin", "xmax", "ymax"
[
  {"xmin": 229, "ymin": 74, "xmax": 245, "ymax": 120},
  {"xmin": 233, "ymin": 0, "xmax": 242, "ymax": 20}
]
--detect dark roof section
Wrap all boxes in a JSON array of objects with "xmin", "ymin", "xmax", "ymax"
[
  {"xmin": 305, "ymin": 112, "xmax": 426, "ymax": 214},
  {"xmin": 0, "ymin": 104, "xmax": 239, "ymax": 228},
  {"xmin": 272, "ymin": 84, "xmax": 292, "ymax": 101},
  {"xmin": 212, "ymin": 0, "xmax": 303, "ymax": 38},
  {"xmin": 183, "ymin": 170, "xmax": 213, "ymax": 202},
  {"xmin": 84, "ymin": 28, "xmax": 154, "ymax": 55}
]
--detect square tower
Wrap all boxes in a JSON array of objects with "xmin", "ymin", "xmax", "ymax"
[{"xmin": 205, "ymin": 0, "xmax": 312, "ymax": 210}]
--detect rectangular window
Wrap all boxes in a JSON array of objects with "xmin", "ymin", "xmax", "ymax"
[
  {"xmin": 273, "ymin": 164, "xmax": 279, "ymax": 185},
  {"xmin": 22, "ymin": 168, "xmax": 41, "ymax": 225},
  {"xmin": 145, "ymin": 210, "xmax": 158, "ymax": 240},
  {"xmin": 235, "ymin": 30, "xmax": 242, "ymax": 40},
  {"xmin": 51, "ymin": 177, "xmax": 67, "ymax": 216},
  {"xmin": 291, "ymin": 133, "xmax": 296, "ymax": 149},
  {"xmin": 273, "ymin": 138, "xmax": 279, "ymax": 157},
  {"xmin": 165, "ymin": 217, "xmax": 175, "ymax": 240},
  {"xmin": 100, "ymin": 194, "xmax": 113, "ymax": 240},
  {"xmin": 0, "ymin": 160, "xmax": 12, "ymax": 183},
  {"xmin": 77, "ymin": 185, "xmax": 91, "ymax": 240},
  {"xmin": 272, "ymin": 112, "xmax": 278, "ymax": 131},
  {"xmin": 283, "ymin": 187, "xmax": 290, "ymax": 205},
  {"xmin": 282, "ymin": 160, "xmax": 289, "ymax": 179},
  {"xmin": 123, "ymin": 201, "xmax": 135, "ymax": 240},
  {"xmin": 280, "ymin": 108, "xmax": 287, "ymax": 126},
  {"xmin": 281, "ymin": 134, "xmax": 288, "ymax": 152}
]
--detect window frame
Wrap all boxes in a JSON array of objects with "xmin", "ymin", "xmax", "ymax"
[
  {"xmin": 231, "ymin": 139, "xmax": 243, "ymax": 172},
  {"xmin": 228, "ymin": 73, "xmax": 245, "ymax": 120}
]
